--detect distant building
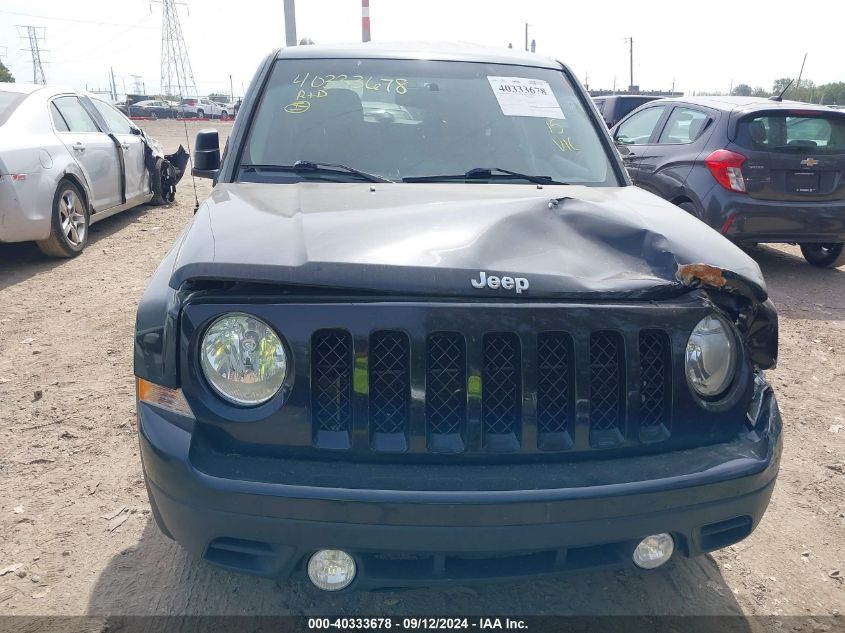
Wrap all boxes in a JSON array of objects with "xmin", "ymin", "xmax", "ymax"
[{"xmin": 588, "ymin": 89, "xmax": 684, "ymax": 98}]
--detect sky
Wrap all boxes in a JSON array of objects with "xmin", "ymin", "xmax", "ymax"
[{"xmin": 1, "ymin": 0, "xmax": 842, "ymax": 99}]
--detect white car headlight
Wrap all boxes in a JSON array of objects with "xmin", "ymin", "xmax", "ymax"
[
  {"xmin": 685, "ymin": 315, "xmax": 738, "ymax": 399},
  {"xmin": 200, "ymin": 313, "xmax": 288, "ymax": 406}
]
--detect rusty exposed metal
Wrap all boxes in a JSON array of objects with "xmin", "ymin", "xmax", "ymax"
[{"xmin": 677, "ymin": 263, "xmax": 727, "ymax": 288}]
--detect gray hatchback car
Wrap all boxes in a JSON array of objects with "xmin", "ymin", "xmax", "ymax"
[{"xmin": 611, "ymin": 96, "xmax": 845, "ymax": 267}]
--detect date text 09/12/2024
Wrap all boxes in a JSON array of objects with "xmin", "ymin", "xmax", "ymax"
[{"xmin": 308, "ymin": 618, "xmax": 528, "ymax": 630}]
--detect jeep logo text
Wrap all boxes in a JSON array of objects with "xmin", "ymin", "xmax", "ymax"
[{"xmin": 470, "ymin": 271, "xmax": 529, "ymax": 294}]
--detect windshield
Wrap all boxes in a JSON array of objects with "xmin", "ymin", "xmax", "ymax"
[{"xmin": 239, "ymin": 58, "xmax": 619, "ymax": 185}]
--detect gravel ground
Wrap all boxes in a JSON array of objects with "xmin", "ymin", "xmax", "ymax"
[{"xmin": 0, "ymin": 120, "xmax": 842, "ymax": 620}]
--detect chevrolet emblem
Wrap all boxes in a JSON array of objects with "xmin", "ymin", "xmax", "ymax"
[{"xmin": 801, "ymin": 157, "xmax": 820, "ymax": 167}]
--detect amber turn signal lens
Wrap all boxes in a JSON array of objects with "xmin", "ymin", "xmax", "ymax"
[{"xmin": 137, "ymin": 378, "xmax": 195, "ymax": 418}]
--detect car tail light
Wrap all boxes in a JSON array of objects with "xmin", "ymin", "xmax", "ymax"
[{"xmin": 705, "ymin": 150, "xmax": 747, "ymax": 193}]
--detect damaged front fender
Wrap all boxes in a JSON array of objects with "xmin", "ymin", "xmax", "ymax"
[
  {"xmin": 677, "ymin": 263, "xmax": 778, "ymax": 370},
  {"xmin": 137, "ymin": 127, "xmax": 189, "ymax": 204}
]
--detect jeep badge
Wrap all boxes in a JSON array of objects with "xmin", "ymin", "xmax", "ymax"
[{"xmin": 471, "ymin": 271, "xmax": 529, "ymax": 294}]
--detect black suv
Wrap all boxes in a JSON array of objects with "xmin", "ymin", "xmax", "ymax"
[
  {"xmin": 612, "ymin": 96, "xmax": 845, "ymax": 267},
  {"xmin": 135, "ymin": 44, "xmax": 780, "ymax": 591},
  {"xmin": 592, "ymin": 94, "xmax": 660, "ymax": 128}
]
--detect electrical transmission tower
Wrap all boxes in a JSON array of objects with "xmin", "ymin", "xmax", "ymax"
[
  {"xmin": 153, "ymin": 0, "xmax": 197, "ymax": 98},
  {"xmin": 17, "ymin": 26, "xmax": 47, "ymax": 84}
]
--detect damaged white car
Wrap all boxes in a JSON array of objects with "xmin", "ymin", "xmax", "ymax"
[{"xmin": 0, "ymin": 83, "xmax": 187, "ymax": 257}]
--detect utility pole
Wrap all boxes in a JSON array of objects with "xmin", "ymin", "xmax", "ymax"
[
  {"xmin": 584, "ymin": 71, "xmax": 589, "ymax": 91},
  {"xmin": 524, "ymin": 23, "xmax": 530, "ymax": 52},
  {"xmin": 110, "ymin": 67, "xmax": 117, "ymax": 101},
  {"xmin": 17, "ymin": 25, "xmax": 47, "ymax": 84},
  {"xmin": 362, "ymin": 0, "xmax": 371, "ymax": 42},
  {"xmin": 625, "ymin": 37, "xmax": 633, "ymax": 93},
  {"xmin": 153, "ymin": 0, "xmax": 197, "ymax": 99},
  {"xmin": 283, "ymin": 0, "xmax": 297, "ymax": 47},
  {"xmin": 229, "ymin": 74, "xmax": 234, "ymax": 100}
]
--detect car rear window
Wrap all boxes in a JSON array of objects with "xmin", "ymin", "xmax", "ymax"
[
  {"xmin": 0, "ymin": 91, "xmax": 27, "ymax": 126},
  {"xmin": 737, "ymin": 113, "xmax": 845, "ymax": 153}
]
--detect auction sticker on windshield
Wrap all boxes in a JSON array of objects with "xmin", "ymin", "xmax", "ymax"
[{"xmin": 487, "ymin": 76, "xmax": 565, "ymax": 119}]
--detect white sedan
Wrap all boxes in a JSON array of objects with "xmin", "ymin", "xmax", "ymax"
[{"xmin": 0, "ymin": 83, "xmax": 187, "ymax": 257}]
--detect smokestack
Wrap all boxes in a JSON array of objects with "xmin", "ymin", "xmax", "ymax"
[{"xmin": 362, "ymin": 0, "xmax": 371, "ymax": 42}]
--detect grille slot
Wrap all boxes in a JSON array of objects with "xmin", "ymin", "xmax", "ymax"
[
  {"xmin": 537, "ymin": 332, "xmax": 574, "ymax": 449},
  {"xmin": 482, "ymin": 333, "xmax": 522, "ymax": 448},
  {"xmin": 369, "ymin": 331, "xmax": 410, "ymax": 449},
  {"xmin": 426, "ymin": 333, "xmax": 467, "ymax": 451},
  {"xmin": 589, "ymin": 331, "xmax": 624, "ymax": 445},
  {"xmin": 311, "ymin": 330, "xmax": 353, "ymax": 447},
  {"xmin": 639, "ymin": 330, "xmax": 671, "ymax": 432}
]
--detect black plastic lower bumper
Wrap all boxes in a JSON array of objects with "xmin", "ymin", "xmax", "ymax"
[{"xmin": 138, "ymin": 389, "xmax": 781, "ymax": 589}]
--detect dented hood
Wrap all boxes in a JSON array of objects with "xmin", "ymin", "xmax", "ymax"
[{"xmin": 170, "ymin": 182, "xmax": 767, "ymax": 301}]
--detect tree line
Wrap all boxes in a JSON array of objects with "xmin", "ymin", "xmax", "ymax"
[{"xmin": 700, "ymin": 79, "xmax": 845, "ymax": 105}]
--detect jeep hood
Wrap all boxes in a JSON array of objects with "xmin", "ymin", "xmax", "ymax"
[{"xmin": 169, "ymin": 182, "xmax": 767, "ymax": 302}]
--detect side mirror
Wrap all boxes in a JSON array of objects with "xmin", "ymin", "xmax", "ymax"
[{"xmin": 193, "ymin": 129, "xmax": 220, "ymax": 179}]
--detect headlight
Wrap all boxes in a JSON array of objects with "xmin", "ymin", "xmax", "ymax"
[
  {"xmin": 200, "ymin": 313, "xmax": 288, "ymax": 406},
  {"xmin": 685, "ymin": 315, "xmax": 738, "ymax": 399}
]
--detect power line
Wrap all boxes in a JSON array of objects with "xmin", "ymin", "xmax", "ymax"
[
  {"xmin": 17, "ymin": 25, "xmax": 47, "ymax": 84},
  {"xmin": 0, "ymin": 9, "xmax": 156, "ymax": 29}
]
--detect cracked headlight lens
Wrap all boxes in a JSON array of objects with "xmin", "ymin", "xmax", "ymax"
[
  {"xmin": 200, "ymin": 313, "xmax": 287, "ymax": 406},
  {"xmin": 685, "ymin": 314, "xmax": 737, "ymax": 399}
]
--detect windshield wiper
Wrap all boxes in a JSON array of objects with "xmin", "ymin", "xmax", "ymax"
[
  {"xmin": 403, "ymin": 167, "xmax": 568, "ymax": 185},
  {"xmin": 241, "ymin": 160, "xmax": 393, "ymax": 183}
]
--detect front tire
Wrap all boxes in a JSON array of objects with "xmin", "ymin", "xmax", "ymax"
[
  {"xmin": 37, "ymin": 180, "xmax": 90, "ymax": 258},
  {"xmin": 197, "ymin": 108, "xmax": 204, "ymax": 119},
  {"xmin": 149, "ymin": 157, "xmax": 172, "ymax": 205},
  {"xmin": 800, "ymin": 243, "xmax": 845, "ymax": 268}
]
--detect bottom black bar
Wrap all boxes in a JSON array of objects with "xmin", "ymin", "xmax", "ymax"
[{"xmin": 0, "ymin": 616, "xmax": 838, "ymax": 633}]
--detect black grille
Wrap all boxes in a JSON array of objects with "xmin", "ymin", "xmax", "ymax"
[
  {"xmin": 639, "ymin": 330, "xmax": 670, "ymax": 428},
  {"xmin": 537, "ymin": 333, "xmax": 573, "ymax": 435},
  {"xmin": 369, "ymin": 331, "xmax": 410, "ymax": 435},
  {"xmin": 311, "ymin": 330, "xmax": 352, "ymax": 433},
  {"xmin": 426, "ymin": 333, "xmax": 466, "ymax": 437},
  {"xmin": 482, "ymin": 333, "xmax": 522, "ymax": 437},
  {"xmin": 589, "ymin": 331, "xmax": 624, "ymax": 433},
  {"xmin": 305, "ymin": 319, "xmax": 676, "ymax": 453}
]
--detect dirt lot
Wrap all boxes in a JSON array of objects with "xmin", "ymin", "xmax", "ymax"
[{"xmin": 0, "ymin": 119, "xmax": 842, "ymax": 620}]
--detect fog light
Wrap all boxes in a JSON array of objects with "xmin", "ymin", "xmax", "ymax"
[
  {"xmin": 633, "ymin": 533, "xmax": 675, "ymax": 569},
  {"xmin": 307, "ymin": 550, "xmax": 356, "ymax": 591}
]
